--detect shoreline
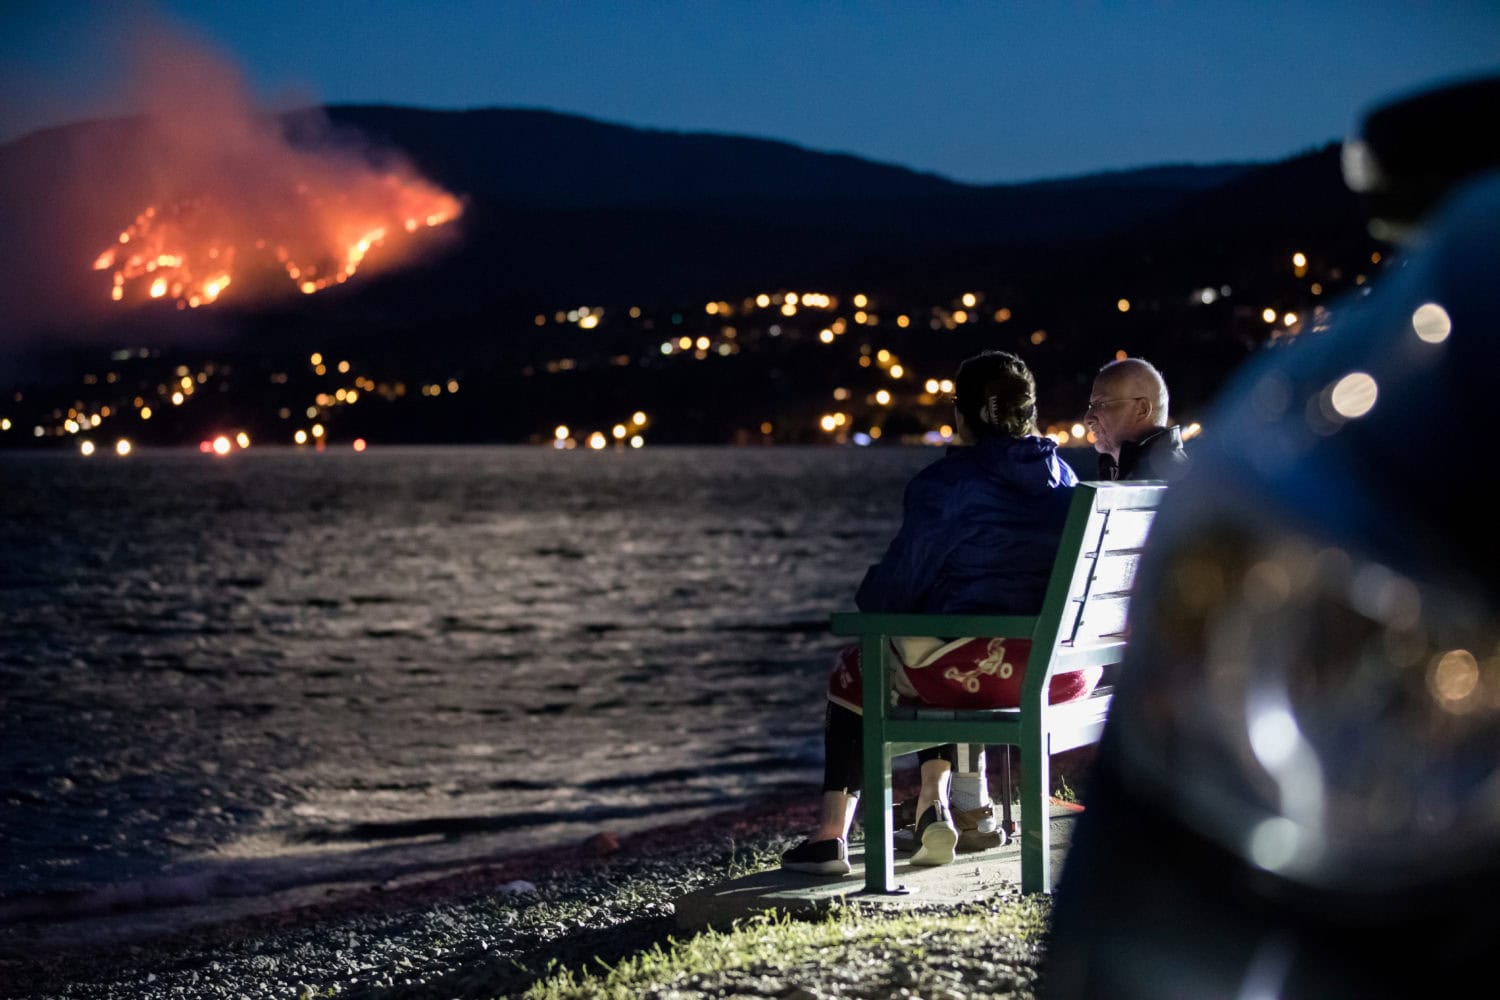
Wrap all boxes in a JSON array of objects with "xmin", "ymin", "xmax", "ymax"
[{"xmin": 0, "ymin": 790, "xmax": 826, "ymax": 998}]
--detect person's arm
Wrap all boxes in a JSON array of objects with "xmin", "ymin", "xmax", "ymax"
[{"xmin": 854, "ymin": 470, "xmax": 950, "ymax": 613}]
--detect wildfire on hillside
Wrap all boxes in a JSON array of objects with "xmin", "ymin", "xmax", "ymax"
[{"xmin": 93, "ymin": 172, "xmax": 461, "ymax": 309}]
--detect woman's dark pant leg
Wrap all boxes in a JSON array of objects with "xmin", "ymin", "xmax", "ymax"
[{"xmin": 822, "ymin": 701, "xmax": 864, "ymax": 794}]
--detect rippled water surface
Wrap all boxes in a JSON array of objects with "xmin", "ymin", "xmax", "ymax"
[{"xmin": 1, "ymin": 445, "xmax": 958, "ymax": 913}]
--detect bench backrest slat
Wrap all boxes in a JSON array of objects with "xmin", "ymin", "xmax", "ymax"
[{"xmin": 1022, "ymin": 483, "xmax": 1166, "ymax": 701}]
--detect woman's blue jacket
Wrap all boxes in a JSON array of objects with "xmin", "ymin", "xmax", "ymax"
[{"xmin": 854, "ymin": 434, "xmax": 1078, "ymax": 615}]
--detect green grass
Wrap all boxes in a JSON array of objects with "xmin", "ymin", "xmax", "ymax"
[{"xmin": 522, "ymin": 897, "xmax": 1052, "ymax": 999}]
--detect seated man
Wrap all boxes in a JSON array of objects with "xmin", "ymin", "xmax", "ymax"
[
  {"xmin": 781, "ymin": 350, "xmax": 1091, "ymax": 876},
  {"xmin": 1084, "ymin": 357, "xmax": 1189, "ymax": 481}
]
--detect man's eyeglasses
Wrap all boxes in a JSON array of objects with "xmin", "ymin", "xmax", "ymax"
[{"xmin": 1085, "ymin": 396, "xmax": 1146, "ymax": 415}]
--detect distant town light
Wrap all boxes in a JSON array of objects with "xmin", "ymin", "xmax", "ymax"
[
  {"xmin": 612, "ymin": 424, "xmax": 627, "ymax": 439},
  {"xmin": 629, "ymin": 435, "xmax": 644, "ymax": 448},
  {"xmin": 1262, "ymin": 308, "xmax": 1278, "ymax": 324},
  {"xmin": 1117, "ymin": 298, "xmax": 1130, "ymax": 313},
  {"xmin": 338, "ymin": 360, "xmax": 351, "ymax": 374},
  {"xmin": 588, "ymin": 432, "xmax": 607, "ymax": 450},
  {"xmin": 819, "ymin": 329, "xmax": 835, "ymax": 344},
  {"xmin": 939, "ymin": 379, "xmax": 954, "ymax": 394},
  {"xmin": 212, "ymin": 436, "xmax": 232, "ymax": 455},
  {"xmin": 756, "ymin": 293, "xmax": 771, "ymax": 308},
  {"xmin": 311, "ymin": 424, "xmax": 325, "ymax": 439},
  {"xmin": 925, "ymin": 379, "xmax": 940, "ymax": 393},
  {"xmin": 889, "ymin": 364, "xmax": 904, "ymax": 379},
  {"xmin": 1292, "ymin": 252, "xmax": 1307, "ymax": 268},
  {"xmin": 951, "ymin": 310, "xmax": 967, "ymax": 324},
  {"xmin": 115, "ymin": 439, "xmax": 131, "ymax": 456},
  {"xmin": 962, "ymin": 293, "xmax": 977, "ymax": 308},
  {"xmin": 1072, "ymin": 423, "xmax": 1086, "ymax": 438},
  {"xmin": 1283, "ymin": 312, "xmax": 1299, "ymax": 327},
  {"xmin": 897, "ymin": 315, "xmax": 910, "ymax": 328},
  {"xmin": 876, "ymin": 389, "xmax": 891, "ymax": 405},
  {"xmin": 994, "ymin": 308, "xmax": 1012, "ymax": 322},
  {"xmin": 853, "ymin": 293, "xmax": 868, "ymax": 308},
  {"xmin": 79, "ymin": 440, "xmax": 96, "ymax": 456},
  {"xmin": 294, "ymin": 430, "xmax": 308, "ymax": 445},
  {"xmin": 554, "ymin": 425, "xmax": 570, "ymax": 440},
  {"xmin": 760, "ymin": 421, "xmax": 773, "ymax": 435},
  {"xmin": 353, "ymin": 438, "xmax": 368, "ymax": 452}
]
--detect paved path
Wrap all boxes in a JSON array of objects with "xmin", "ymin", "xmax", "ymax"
[{"xmin": 675, "ymin": 805, "xmax": 1079, "ymax": 929}]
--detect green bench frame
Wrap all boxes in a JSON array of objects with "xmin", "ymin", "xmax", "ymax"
[{"xmin": 830, "ymin": 480, "xmax": 1166, "ymax": 894}]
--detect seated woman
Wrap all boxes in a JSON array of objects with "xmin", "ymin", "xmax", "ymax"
[{"xmin": 781, "ymin": 349, "xmax": 1093, "ymax": 875}]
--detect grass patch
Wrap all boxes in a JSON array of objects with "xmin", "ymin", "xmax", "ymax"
[{"xmin": 524, "ymin": 896, "xmax": 1051, "ymax": 999}]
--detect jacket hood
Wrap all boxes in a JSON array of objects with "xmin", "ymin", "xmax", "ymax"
[{"xmin": 961, "ymin": 434, "xmax": 1074, "ymax": 493}]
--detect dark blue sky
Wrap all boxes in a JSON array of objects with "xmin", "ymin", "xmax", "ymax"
[{"xmin": 3, "ymin": 1, "xmax": 1497, "ymax": 183}]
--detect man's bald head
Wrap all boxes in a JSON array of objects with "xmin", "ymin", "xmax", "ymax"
[
  {"xmin": 1086, "ymin": 358, "xmax": 1171, "ymax": 461},
  {"xmin": 1094, "ymin": 358, "xmax": 1169, "ymax": 422}
]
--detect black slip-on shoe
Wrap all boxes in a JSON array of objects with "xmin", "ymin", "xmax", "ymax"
[
  {"xmin": 780, "ymin": 837, "xmax": 851, "ymax": 876},
  {"xmin": 910, "ymin": 803, "xmax": 959, "ymax": 866}
]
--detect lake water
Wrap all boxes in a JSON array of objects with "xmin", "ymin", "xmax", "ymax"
[{"xmin": 10, "ymin": 444, "xmax": 1063, "ymax": 924}]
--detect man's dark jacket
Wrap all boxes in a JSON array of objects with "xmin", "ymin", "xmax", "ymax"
[{"xmin": 1098, "ymin": 425, "xmax": 1190, "ymax": 482}]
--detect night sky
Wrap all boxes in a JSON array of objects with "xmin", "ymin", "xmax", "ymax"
[{"xmin": 2, "ymin": 1, "xmax": 1497, "ymax": 184}]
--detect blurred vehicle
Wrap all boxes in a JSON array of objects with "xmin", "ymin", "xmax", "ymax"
[{"xmin": 1043, "ymin": 74, "xmax": 1500, "ymax": 999}]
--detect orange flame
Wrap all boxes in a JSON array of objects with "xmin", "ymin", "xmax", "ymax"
[{"xmin": 96, "ymin": 175, "xmax": 461, "ymax": 307}]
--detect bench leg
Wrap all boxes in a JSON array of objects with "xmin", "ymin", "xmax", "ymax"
[
  {"xmin": 1020, "ymin": 737, "xmax": 1052, "ymax": 893},
  {"xmin": 860, "ymin": 634, "xmax": 900, "ymax": 894},
  {"xmin": 999, "ymin": 746, "xmax": 1017, "ymax": 839}
]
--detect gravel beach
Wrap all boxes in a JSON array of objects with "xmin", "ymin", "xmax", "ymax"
[{"xmin": 0, "ymin": 791, "xmax": 1050, "ymax": 1000}]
